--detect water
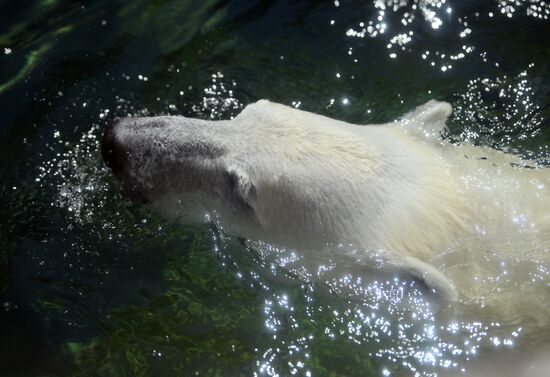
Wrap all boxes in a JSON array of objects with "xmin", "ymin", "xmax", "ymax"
[{"xmin": 0, "ymin": 1, "xmax": 549, "ymax": 376}]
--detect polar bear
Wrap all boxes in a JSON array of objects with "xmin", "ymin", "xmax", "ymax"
[{"xmin": 101, "ymin": 100, "xmax": 550, "ymax": 302}]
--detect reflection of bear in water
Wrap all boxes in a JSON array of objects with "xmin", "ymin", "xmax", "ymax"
[{"xmin": 102, "ymin": 100, "xmax": 550, "ymax": 302}]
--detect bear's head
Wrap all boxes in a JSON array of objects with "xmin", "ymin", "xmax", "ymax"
[
  {"xmin": 101, "ymin": 116, "xmax": 257, "ymax": 225},
  {"xmin": 101, "ymin": 102, "xmax": 382, "ymax": 247}
]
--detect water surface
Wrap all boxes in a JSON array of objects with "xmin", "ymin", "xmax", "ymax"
[{"xmin": 1, "ymin": 1, "xmax": 549, "ymax": 376}]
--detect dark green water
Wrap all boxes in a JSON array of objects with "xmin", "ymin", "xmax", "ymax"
[{"xmin": 0, "ymin": 1, "xmax": 549, "ymax": 376}]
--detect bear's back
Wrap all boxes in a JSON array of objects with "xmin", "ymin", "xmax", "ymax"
[{"xmin": 230, "ymin": 100, "xmax": 470, "ymax": 260}]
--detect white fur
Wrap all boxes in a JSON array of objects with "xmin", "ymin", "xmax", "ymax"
[{"xmin": 110, "ymin": 100, "xmax": 550, "ymax": 302}]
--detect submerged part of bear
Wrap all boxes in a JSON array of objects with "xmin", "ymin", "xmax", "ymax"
[{"xmin": 101, "ymin": 100, "xmax": 550, "ymax": 303}]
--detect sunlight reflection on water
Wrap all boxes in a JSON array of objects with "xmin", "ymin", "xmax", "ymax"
[
  {"xmin": 3, "ymin": 0, "xmax": 547, "ymax": 375},
  {"xmin": 30, "ymin": 54, "xmax": 550, "ymax": 374}
]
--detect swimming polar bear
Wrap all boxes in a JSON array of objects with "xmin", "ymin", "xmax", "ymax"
[{"xmin": 101, "ymin": 100, "xmax": 550, "ymax": 302}]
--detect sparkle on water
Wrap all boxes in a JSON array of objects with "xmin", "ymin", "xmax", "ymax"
[
  {"xmin": 342, "ymin": 0, "xmax": 549, "ymax": 76},
  {"xmin": 28, "ymin": 67, "xmax": 546, "ymax": 375},
  {"xmin": 1, "ymin": 0, "xmax": 549, "ymax": 376}
]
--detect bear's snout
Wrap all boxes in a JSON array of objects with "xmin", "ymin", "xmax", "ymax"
[
  {"xmin": 100, "ymin": 118, "xmax": 153, "ymax": 204},
  {"xmin": 101, "ymin": 118, "xmax": 127, "ymax": 175}
]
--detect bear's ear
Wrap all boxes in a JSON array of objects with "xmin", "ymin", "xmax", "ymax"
[{"xmin": 226, "ymin": 166, "xmax": 257, "ymax": 205}]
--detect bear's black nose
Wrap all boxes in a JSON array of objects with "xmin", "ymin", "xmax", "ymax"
[{"xmin": 101, "ymin": 118, "xmax": 126, "ymax": 174}]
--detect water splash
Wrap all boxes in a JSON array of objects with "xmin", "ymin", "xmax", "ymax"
[{"xmin": 450, "ymin": 64, "xmax": 548, "ymax": 157}]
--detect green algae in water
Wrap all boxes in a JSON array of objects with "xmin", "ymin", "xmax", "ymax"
[{"xmin": 0, "ymin": 0, "xmax": 549, "ymax": 376}]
